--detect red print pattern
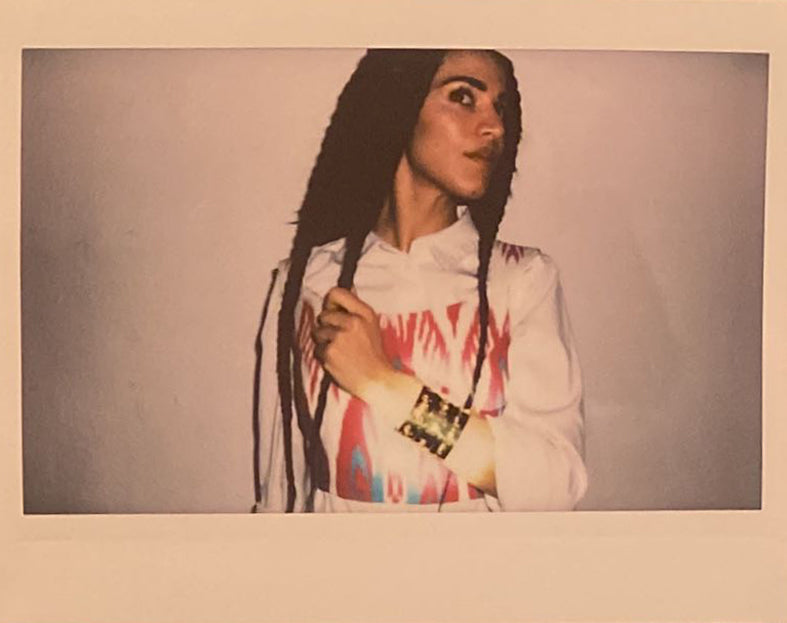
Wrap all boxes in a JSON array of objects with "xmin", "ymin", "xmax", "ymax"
[
  {"xmin": 461, "ymin": 307, "xmax": 511, "ymax": 417},
  {"xmin": 499, "ymin": 241, "xmax": 526, "ymax": 264},
  {"xmin": 296, "ymin": 302, "xmax": 321, "ymax": 404},
  {"xmin": 379, "ymin": 309, "xmax": 448, "ymax": 374},
  {"xmin": 335, "ymin": 396, "xmax": 375, "ymax": 501}
]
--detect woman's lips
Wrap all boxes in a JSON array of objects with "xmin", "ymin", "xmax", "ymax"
[{"xmin": 464, "ymin": 144, "xmax": 500, "ymax": 164}]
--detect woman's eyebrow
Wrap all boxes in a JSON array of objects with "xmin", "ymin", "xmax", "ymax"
[
  {"xmin": 437, "ymin": 75, "xmax": 509, "ymax": 104},
  {"xmin": 436, "ymin": 75, "xmax": 488, "ymax": 91}
]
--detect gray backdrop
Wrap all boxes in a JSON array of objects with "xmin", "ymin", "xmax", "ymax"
[{"xmin": 21, "ymin": 49, "xmax": 766, "ymax": 513}]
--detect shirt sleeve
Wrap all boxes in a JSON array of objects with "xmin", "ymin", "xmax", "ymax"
[
  {"xmin": 484, "ymin": 253, "xmax": 588, "ymax": 511},
  {"xmin": 253, "ymin": 260, "xmax": 310, "ymax": 513}
]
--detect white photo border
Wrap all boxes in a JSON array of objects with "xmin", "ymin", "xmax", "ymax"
[{"xmin": 1, "ymin": 1, "xmax": 785, "ymax": 621}]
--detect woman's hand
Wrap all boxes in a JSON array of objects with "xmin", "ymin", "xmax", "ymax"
[{"xmin": 311, "ymin": 287, "xmax": 398, "ymax": 403}]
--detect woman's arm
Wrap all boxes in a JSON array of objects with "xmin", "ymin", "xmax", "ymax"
[
  {"xmin": 484, "ymin": 258, "xmax": 587, "ymax": 510},
  {"xmin": 311, "ymin": 286, "xmax": 499, "ymax": 495}
]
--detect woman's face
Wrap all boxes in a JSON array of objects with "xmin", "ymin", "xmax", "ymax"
[{"xmin": 404, "ymin": 51, "xmax": 508, "ymax": 203}]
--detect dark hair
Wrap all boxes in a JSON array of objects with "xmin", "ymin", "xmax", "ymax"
[{"xmin": 276, "ymin": 48, "xmax": 522, "ymax": 511}]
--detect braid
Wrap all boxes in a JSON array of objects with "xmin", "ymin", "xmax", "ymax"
[
  {"xmin": 276, "ymin": 232, "xmax": 315, "ymax": 512},
  {"xmin": 252, "ymin": 266, "xmax": 280, "ymax": 512},
  {"xmin": 463, "ymin": 219, "xmax": 501, "ymax": 409},
  {"xmin": 464, "ymin": 51, "xmax": 522, "ymax": 410},
  {"xmin": 307, "ymin": 224, "xmax": 372, "ymax": 504}
]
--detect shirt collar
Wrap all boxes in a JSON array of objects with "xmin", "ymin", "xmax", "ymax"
[{"xmin": 360, "ymin": 206, "xmax": 479, "ymax": 268}]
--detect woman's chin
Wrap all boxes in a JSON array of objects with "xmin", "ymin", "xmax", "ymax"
[{"xmin": 452, "ymin": 183, "xmax": 488, "ymax": 203}]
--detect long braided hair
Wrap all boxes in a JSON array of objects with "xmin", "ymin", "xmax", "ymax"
[{"xmin": 275, "ymin": 49, "xmax": 522, "ymax": 512}]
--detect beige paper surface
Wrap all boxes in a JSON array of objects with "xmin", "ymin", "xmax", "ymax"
[{"xmin": 1, "ymin": 1, "xmax": 786, "ymax": 621}]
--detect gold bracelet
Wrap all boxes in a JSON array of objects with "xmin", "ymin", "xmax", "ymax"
[{"xmin": 396, "ymin": 385, "xmax": 470, "ymax": 459}]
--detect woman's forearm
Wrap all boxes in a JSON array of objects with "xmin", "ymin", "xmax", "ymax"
[{"xmin": 360, "ymin": 370, "xmax": 498, "ymax": 497}]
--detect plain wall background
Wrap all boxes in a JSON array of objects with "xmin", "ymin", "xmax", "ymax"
[{"xmin": 20, "ymin": 49, "xmax": 766, "ymax": 513}]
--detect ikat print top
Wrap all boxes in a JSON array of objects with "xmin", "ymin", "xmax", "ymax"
[{"xmin": 256, "ymin": 209, "xmax": 587, "ymax": 512}]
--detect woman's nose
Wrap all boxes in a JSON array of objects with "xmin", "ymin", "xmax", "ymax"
[{"xmin": 479, "ymin": 104, "xmax": 504, "ymax": 140}]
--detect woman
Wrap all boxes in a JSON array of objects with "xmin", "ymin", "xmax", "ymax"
[{"xmin": 254, "ymin": 49, "xmax": 587, "ymax": 512}]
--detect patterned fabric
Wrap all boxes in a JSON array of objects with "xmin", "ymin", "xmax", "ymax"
[{"xmin": 256, "ymin": 208, "xmax": 588, "ymax": 512}]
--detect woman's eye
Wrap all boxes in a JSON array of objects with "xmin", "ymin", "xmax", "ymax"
[{"xmin": 449, "ymin": 87, "xmax": 475, "ymax": 108}]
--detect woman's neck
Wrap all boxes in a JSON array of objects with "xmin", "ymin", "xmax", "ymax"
[{"xmin": 373, "ymin": 157, "xmax": 458, "ymax": 253}]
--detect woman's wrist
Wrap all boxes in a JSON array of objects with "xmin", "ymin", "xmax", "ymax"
[
  {"xmin": 396, "ymin": 385, "xmax": 471, "ymax": 459},
  {"xmin": 360, "ymin": 369, "xmax": 424, "ymax": 427}
]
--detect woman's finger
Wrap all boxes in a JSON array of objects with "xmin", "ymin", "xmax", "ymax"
[
  {"xmin": 324, "ymin": 286, "xmax": 376, "ymax": 321},
  {"xmin": 317, "ymin": 309, "xmax": 352, "ymax": 330},
  {"xmin": 314, "ymin": 340, "xmax": 329, "ymax": 364},
  {"xmin": 311, "ymin": 325, "xmax": 338, "ymax": 345},
  {"xmin": 322, "ymin": 287, "xmax": 346, "ymax": 312}
]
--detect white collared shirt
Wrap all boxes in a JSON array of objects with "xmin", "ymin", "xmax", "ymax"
[{"xmin": 256, "ymin": 209, "xmax": 587, "ymax": 512}]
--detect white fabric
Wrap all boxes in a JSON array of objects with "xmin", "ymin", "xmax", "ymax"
[{"xmin": 256, "ymin": 208, "xmax": 587, "ymax": 512}]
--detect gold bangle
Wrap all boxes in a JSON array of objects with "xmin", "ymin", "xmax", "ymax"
[{"xmin": 396, "ymin": 385, "xmax": 470, "ymax": 459}]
